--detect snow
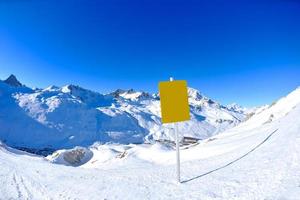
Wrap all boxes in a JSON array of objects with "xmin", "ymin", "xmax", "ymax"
[
  {"xmin": 236, "ymin": 87, "xmax": 300, "ymax": 131},
  {"xmin": 1, "ymin": 75, "xmax": 299, "ymax": 199},
  {"xmin": 0, "ymin": 91, "xmax": 300, "ymax": 199}
]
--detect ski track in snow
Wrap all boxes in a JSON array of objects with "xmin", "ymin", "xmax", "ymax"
[{"xmin": 182, "ymin": 129, "xmax": 278, "ymax": 183}]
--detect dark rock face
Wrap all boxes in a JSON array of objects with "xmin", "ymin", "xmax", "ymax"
[
  {"xmin": 110, "ymin": 89, "xmax": 126, "ymax": 98},
  {"xmin": 62, "ymin": 147, "xmax": 93, "ymax": 166},
  {"xmin": 4, "ymin": 74, "xmax": 23, "ymax": 87}
]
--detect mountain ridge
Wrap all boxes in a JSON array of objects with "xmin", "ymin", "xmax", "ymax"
[{"xmin": 0, "ymin": 74, "xmax": 252, "ymax": 149}]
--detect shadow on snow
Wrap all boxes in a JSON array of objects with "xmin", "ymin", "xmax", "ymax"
[{"xmin": 182, "ymin": 129, "xmax": 278, "ymax": 183}]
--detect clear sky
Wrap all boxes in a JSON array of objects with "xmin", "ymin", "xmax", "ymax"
[{"xmin": 0, "ymin": 0, "xmax": 300, "ymax": 107}]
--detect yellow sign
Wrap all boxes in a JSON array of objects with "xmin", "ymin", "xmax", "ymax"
[{"xmin": 159, "ymin": 80, "xmax": 190, "ymax": 124}]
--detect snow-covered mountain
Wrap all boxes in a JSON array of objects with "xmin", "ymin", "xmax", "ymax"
[{"xmin": 0, "ymin": 75, "xmax": 247, "ymax": 149}]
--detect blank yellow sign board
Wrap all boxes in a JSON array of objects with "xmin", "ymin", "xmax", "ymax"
[{"xmin": 159, "ymin": 80, "xmax": 190, "ymax": 124}]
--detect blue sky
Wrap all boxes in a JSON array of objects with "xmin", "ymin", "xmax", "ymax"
[{"xmin": 0, "ymin": 0, "xmax": 300, "ymax": 107}]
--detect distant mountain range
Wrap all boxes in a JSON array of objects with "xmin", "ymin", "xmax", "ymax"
[{"xmin": 0, "ymin": 74, "xmax": 250, "ymax": 150}]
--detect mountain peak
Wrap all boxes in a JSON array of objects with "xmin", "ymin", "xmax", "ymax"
[
  {"xmin": 188, "ymin": 87, "xmax": 203, "ymax": 100},
  {"xmin": 4, "ymin": 74, "xmax": 23, "ymax": 87},
  {"xmin": 227, "ymin": 103, "xmax": 245, "ymax": 113},
  {"xmin": 61, "ymin": 84, "xmax": 72, "ymax": 92},
  {"xmin": 110, "ymin": 89, "xmax": 151, "ymax": 100},
  {"xmin": 110, "ymin": 89, "xmax": 126, "ymax": 98},
  {"xmin": 61, "ymin": 84, "xmax": 85, "ymax": 93},
  {"xmin": 43, "ymin": 85, "xmax": 60, "ymax": 92}
]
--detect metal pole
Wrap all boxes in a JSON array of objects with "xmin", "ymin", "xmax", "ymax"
[
  {"xmin": 170, "ymin": 76, "xmax": 181, "ymax": 183},
  {"xmin": 175, "ymin": 122, "xmax": 181, "ymax": 183}
]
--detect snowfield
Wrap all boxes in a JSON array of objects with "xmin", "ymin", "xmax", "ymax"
[{"xmin": 0, "ymin": 79, "xmax": 300, "ymax": 199}]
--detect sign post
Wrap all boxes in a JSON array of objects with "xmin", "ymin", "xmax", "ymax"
[
  {"xmin": 174, "ymin": 122, "xmax": 180, "ymax": 183},
  {"xmin": 159, "ymin": 78, "xmax": 190, "ymax": 183}
]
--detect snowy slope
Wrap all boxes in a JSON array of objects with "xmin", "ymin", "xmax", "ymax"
[
  {"xmin": 0, "ymin": 75, "xmax": 246, "ymax": 149},
  {"xmin": 0, "ymin": 87, "xmax": 300, "ymax": 199},
  {"xmin": 236, "ymin": 86, "xmax": 300, "ymax": 131}
]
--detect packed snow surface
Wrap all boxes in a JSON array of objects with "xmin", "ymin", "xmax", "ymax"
[{"xmin": 0, "ymin": 87, "xmax": 300, "ymax": 199}]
